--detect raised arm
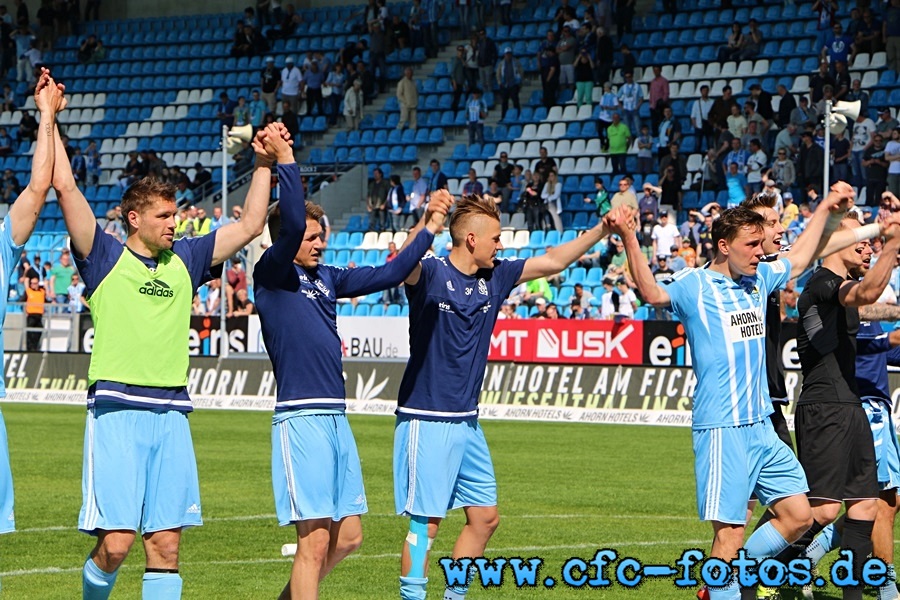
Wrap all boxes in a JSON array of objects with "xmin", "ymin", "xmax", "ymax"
[
  {"xmin": 9, "ymin": 69, "xmax": 62, "ymax": 246},
  {"xmin": 606, "ymin": 205, "xmax": 671, "ymax": 306},
  {"xmin": 516, "ymin": 219, "xmax": 610, "ymax": 286},
  {"xmin": 211, "ymin": 122, "xmax": 287, "ymax": 266},
  {"xmin": 782, "ymin": 182, "xmax": 854, "ymax": 278},
  {"xmin": 840, "ymin": 231, "xmax": 900, "ymax": 307},
  {"xmin": 253, "ymin": 126, "xmax": 303, "ymax": 274},
  {"xmin": 51, "ymin": 91, "xmax": 99, "ymax": 259},
  {"xmin": 394, "ymin": 189, "xmax": 452, "ymax": 286}
]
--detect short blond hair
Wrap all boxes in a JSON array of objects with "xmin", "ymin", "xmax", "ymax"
[
  {"xmin": 305, "ymin": 201, "xmax": 324, "ymax": 222},
  {"xmin": 449, "ymin": 195, "xmax": 500, "ymax": 246}
]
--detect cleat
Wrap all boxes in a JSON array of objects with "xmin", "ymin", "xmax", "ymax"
[
  {"xmin": 801, "ymin": 565, "xmax": 819, "ymax": 600},
  {"xmin": 757, "ymin": 585, "xmax": 781, "ymax": 600},
  {"xmin": 696, "ymin": 586, "xmax": 709, "ymax": 600}
]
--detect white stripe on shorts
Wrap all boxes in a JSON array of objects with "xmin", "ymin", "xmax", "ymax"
[
  {"xmin": 84, "ymin": 409, "xmax": 98, "ymax": 531},
  {"xmin": 404, "ymin": 420, "xmax": 420, "ymax": 515},
  {"xmin": 279, "ymin": 422, "xmax": 301, "ymax": 522}
]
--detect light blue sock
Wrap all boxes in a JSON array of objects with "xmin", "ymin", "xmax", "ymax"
[
  {"xmin": 82, "ymin": 557, "xmax": 118, "ymax": 600},
  {"xmin": 141, "ymin": 572, "xmax": 182, "ymax": 599},
  {"xmin": 743, "ymin": 521, "xmax": 790, "ymax": 559},
  {"xmin": 400, "ymin": 575, "xmax": 427, "ymax": 600},
  {"xmin": 445, "ymin": 564, "xmax": 476, "ymax": 598},
  {"xmin": 880, "ymin": 564, "xmax": 899, "ymax": 600},
  {"xmin": 803, "ymin": 523, "xmax": 841, "ymax": 566},
  {"xmin": 708, "ymin": 575, "xmax": 740, "ymax": 600}
]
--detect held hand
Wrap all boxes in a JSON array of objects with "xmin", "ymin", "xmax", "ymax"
[
  {"xmin": 821, "ymin": 181, "xmax": 855, "ymax": 212},
  {"xmin": 604, "ymin": 205, "xmax": 638, "ymax": 239},
  {"xmin": 423, "ymin": 191, "xmax": 454, "ymax": 233},
  {"xmin": 262, "ymin": 122, "xmax": 294, "ymax": 162},
  {"xmin": 881, "ymin": 213, "xmax": 900, "ymax": 240},
  {"xmin": 251, "ymin": 129, "xmax": 275, "ymax": 167}
]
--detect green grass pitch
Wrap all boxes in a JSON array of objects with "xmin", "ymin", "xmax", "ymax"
[{"xmin": 0, "ymin": 404, "xmax": 870, "ymax": 598}]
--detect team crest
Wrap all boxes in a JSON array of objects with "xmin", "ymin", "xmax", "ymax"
[{"xmin": 477, "ymin": 278, "xmax": 488, "ymax": 295}]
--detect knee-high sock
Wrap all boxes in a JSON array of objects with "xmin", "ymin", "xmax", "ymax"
[
  {"xmin": 841, "ymin": 517, "xmax": 874, "ymax": 600},
  {"xmin": 772, "ymin": 519, "xmax": 826, "ymax": 563},
  {"xmin": 141, "ymin": 572, "xmax": 183, "ymax": 599},
  {"xmin": 803, "ymin": 518, "xmax": 842, "ymax": 566},
  {"xmin": 82, "ymin": 557, "xmax": 118, "ymax": 600}
]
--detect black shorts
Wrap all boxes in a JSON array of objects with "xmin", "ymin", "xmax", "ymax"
[
  {"xmin": 770, "ymin": 403, "xmax": 794, "ymax": 453},
  {"xmin": 795, "ymin": 402, "xmax": 879, "ymax": 502}
]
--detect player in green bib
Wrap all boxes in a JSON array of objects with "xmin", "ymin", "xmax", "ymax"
[{"xmin": 52, "ymin": 110, "xmax": 291, "ymax": 599}]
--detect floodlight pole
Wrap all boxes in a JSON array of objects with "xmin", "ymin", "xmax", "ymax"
[{"xmin": 220, "ymin": 124, "xmax": 229, "ymax": 359}]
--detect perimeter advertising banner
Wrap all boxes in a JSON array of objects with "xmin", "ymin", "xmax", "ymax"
[{"xmin": 7, "ymin": 352, "xmax": 900, "ymax": 431}]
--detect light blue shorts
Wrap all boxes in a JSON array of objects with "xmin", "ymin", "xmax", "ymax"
[
  {"xmin": 271, "ymin": 413, "xmax": 367, "ymax": 525},
  {"xmin": 393, "ymin": 416, "xmax": 496, "ymax": 518},
  {"xmin": 0, "ymin": 410, "xmax": 14, "ymax": 534},
  {"xmin": 79, "ymin": 402, "xmax": 202, "ymax": 535},
  {"xmin": 693, "ymin": 419, "xmax": 808, "ymax": 524},
  {"xmin": 863, "ymin": 399, "xmax": 900, "ymax": 491}
]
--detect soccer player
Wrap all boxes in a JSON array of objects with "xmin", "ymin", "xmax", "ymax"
[
  {"xmin": 795, "ymin": 214, "xmax": 900, "ymax": 600},
  {"xmin": 0, "ymin": 67, "xmax": 62, "ymax": 592},
  {"xmin": 607, "ymin": 185, "xmax": 852, "ymax": 600},
  {"xmin": 53, "ymin": 114, "xmax": 282, "ymax": 599},
  {"xmin": 393, "ymin": 195, "xmax": 616, "ymax": 600},
  {"xmin": 253, "ymin": 130, "xmax": 452, "ymax": 600},
  {"xmin": 796, "ymin": 306, "xmax": 900, "ymax": 600}
]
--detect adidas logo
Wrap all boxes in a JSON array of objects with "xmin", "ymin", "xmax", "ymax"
[
  {"xmin": 6, "ymin": 511, "xmax": 12, "ymax": 521},
  {"xmin": 186, "ymin": 503, "xmax": 200, "ymax": 514},
  {"xmin": 138, "ymin": 279, "xmax": 174, "ymax": 298}
]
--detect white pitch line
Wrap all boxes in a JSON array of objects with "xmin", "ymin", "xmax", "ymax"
[{"xmin": 12, "ymin": 513, "xmax": 696, "ymax": 535}]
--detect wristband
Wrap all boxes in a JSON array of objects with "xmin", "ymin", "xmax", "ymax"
[{"xmin": 853, "ymin": 223, "xmax": 881, "ymax": 243}]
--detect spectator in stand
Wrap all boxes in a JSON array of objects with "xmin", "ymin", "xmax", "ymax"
[
  {"xmin": 495, "ymin": 47, "xmax": 522, "ymax": 118},
  {"xmin": 773, "ymin": 85, "xmax": 796, "ymax": 130},
  {"xmin": 367, "ymin": 167, "xmax": 390, "ymax": 232},
  {"xmin": 210, "ymin": 206, "xmax": 229, "ymax": 231},
  {"xmin": 791, "ymin": 96, "xmax": 818, "ymax": 129},
  {"xmin": 813, "ymin": 0, "xmax": 838, "ymax": 54},
  {"xmin": 259, "ymin": 56, "xmax": 281, "ymax": 114},
  {"xmin": 831, "ymin": 128, "xmax": 852, "ymax": 184},
  {"xmin": 0, "ymin": 127, "xmax": 11, "ymax": 157},
  {"xmin": 845, "ymin": 78, "xmax": 869, "ymax": 116},
  {"xmin": 740, "ymin": 120, "xmax": 763, "ymax": 153},
  {"xmin": 850, "ymin": 112, "xmax": 876, "ymax": 188},
  {"xmin": 449, "ymin": 45, "xmax": 468, "ymax": 112},
  {"xmin": 648, "ymin": 65, "xmax": 669, "ymax": 131},
  {"xmin": 656, "ymin": 106, "xmax": 680, "ymax": 161},
  {"xmin": 534, "ymin": 145, "xmax": 558, "ymax": 180},
  {"xmin": 216, "ymin": 92, "xmax": 237, "ymax": 129},
  {"xmin": 636, "ymin": 124, "xmax": 654, "ymax": 176},
  {"xmin": 607, "ymin": 112, "xmax": 630, "ymax": 175},
  {"xmin": 556, "ymin": 26, "xmax": 577, "ymax": 91},
  {"xmin": 509, "ymin": 164, "xmax": 524, "ymax": 213},
  {"xmin": 573, "ymin": 49, "xmax": 594, "ymax": 108},
  {"xmin": 462, "ymin": 168, "xmax": 483, "ymax": 196},
  {"xmin": 886, "ymin": 0, "xmax": 900, "ymax": 74},
  {"xmin": 724, "ymin": 137, "xmax": 749, "ymax": 172},
  {"xmin": 877, "ymin": 108, "xmax": 900, "ymax": 135},
  {"xmin": 191, "ymin": 162, "xmax": 212, "ymax": 191},
  {"xmin": 700, "ymin": 148, "xmax": 722, "ymax": 191},
  {"xmin": 709, "ymin": 85, "xmax": 739, "ymax": 133},
  {"xmin": 887, "ymin": 127, "xmax": 900, "ymax": 196},
  {"xmin": 680, "ymin": 213, "xmax": 701, "ymax": 248},
  {"xmin": 611, "ymin": 176, "xmax": 638, "ymax": 212},
  {"xmin": 617, "ymin": 70, "xmax": 642, "ymax": 138},
  {"xmin": 76, "ymin": 33, "xmax": 101, "ymax": 64},
  {"xmin": 864, "ymin": 133, "xmax": 890, "ymax": 202},
  {"xmin": 323, "ymin": 63, "xmax": 346, "ymax": 127},
  {"xmin": 718, "ymin": 22, "xmax": 744, "ymax": 62},
  {"xmin": 476, "ymin": 28, "xmax": 498, "ymax": 95},
  {"xmin": 801, "ymin": 131, "xmax": 825, "ymax": 192},
  {"xmin": 615, "ymin": 0, "xmax": 634, "ymax": 38},
  {"xmin": 593, "ymin": 26, "xmax": 614, "ymax": 85},
  {"xmin": 1, "ymin": 168, "xmax": 19, "ymax": 203},
  {"xmin": 542, "ymin": 171, "xmax": 563, "ymax": 233},
  {"xmin": 232, "ymin": 95, "xmax": 250, "ymax": 128},
  {"xmin": 832, "ymin": 60, "xmax": 851, "ymax": 101},
  {"xmin": 809, "ymin": 59, "xmax": 835, "ymax": 104},
  {"xmin": 538, "ymin": 32, "xmax": 560, "ymax": 109},
  {"xmin": 691, "ymin": 84, "xmax": 715, "ymax": 152},
  {"xmin": 492, "ymin": 152, "xmax": 514, "ymax": 212},
  {"xmin": 659, "ymin": 165, "xmax": 683, "ymax": 211},
  {"xmin": 821, "ymin": 22, "xmax": 853, "ymax": 71},
  {"xmin": 281, "ymin": 56, "xmax": 303, "ymax": 115},
  {"xmin": 174, "ymin": 179, "xmax": 194, "ymax": 207},
  {"xmin": 304, "ymin": 61, "xmax": 325, "ymax": 117},
  {"xmin": 727, "ymin": 103, "xmax": 747, "ymax": 139},
  {"xmin": 746, "ymin": 138, "xmax": 767, "ymax": 194},
  {"xmin": 368, "ymin": 20, "xmax": 388, "ymax": 93},
  {"xmin": 427, "ymin": 159, "xmax": 448, "ymax": 200},
  {"xmin": 0, "ymin": 84, "xmax": 13, "ymax": 113},
  {"xmin": 771, "ymin": 147, "xmax": 796, "ymax": 191},
  {"xmin": 659, "ymin": 142, "xmax": 686, "ymax": 183},
  {"xmin": 465, "ymin": 88, "xmax": 487, "ymax": 146},
  {"xmin": 343, "ymin": 79, "xmax": 364, "ymax": 130},
  {"xmin": 385, "ymin": 174, "xmax": 405, "ymax": 233},
  {"xmin": 638, "ymin": 182, "xmax": 660, "ymax": 221},
  {"xmin": 279, "ymin": 100, "xmax": 299, "ymax": 143},
  {"xmin": 521, "ymin": 172, "xmax": 544, "ymax": 232},
  {"xmin": 725, "ymin": 162, "xmax": 749, "ymax": 207},
  {"xmin": 388, "ymin": 14, "xmax": 410, "ymax": 51},
  {"xmin": 396, "ymin": 66, "xmax": 418, "ymax": 130},
  {"xmin": 230, "ymin": 22, "xmax": 268, "ymax": 58},
  {"xmin": 774, "ymin": 122, "xmax": 800, "ymax": 159},
  {"xmin": 248, "ymin": 90, "xmax": 267, "ymax": 129},
  {"xmin": 853, "ymin": 9, "xmax": 882, "ymax": 58},
  {"xmin": 585, "ymin": 176, "xmax": 611, "ymax": 216},
  {"xmin": 597, "ymin": 81, "xmax": 619, "ymax": 151},
  {"xmin": 738, "ymin": 18, "xmax": 762, "ymax": 60}
]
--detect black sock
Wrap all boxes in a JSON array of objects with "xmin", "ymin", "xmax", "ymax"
[
  {"xmin": 145, "ymin": 568, "xmax": 179, "ymax": 574},
  {"xmin": 840, "ymin": 517, "xmax": 874, "ymax": 600},
  {"xmin": 772, "ymin": 519, "xmax": 825, "ymax": 563}
]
